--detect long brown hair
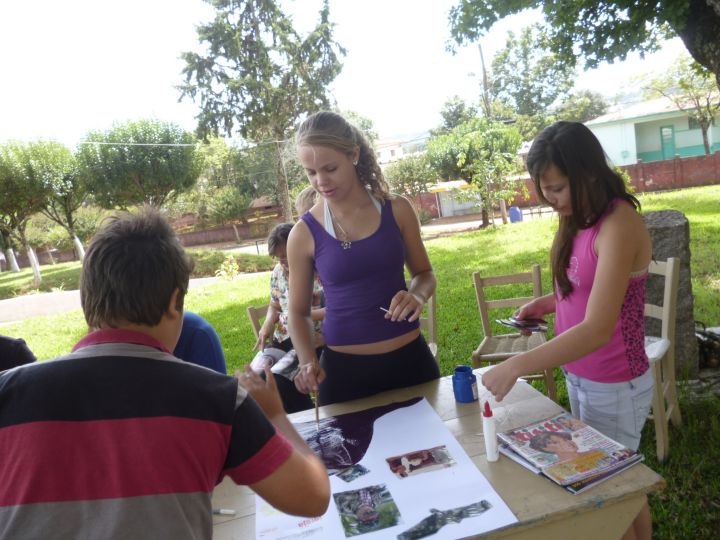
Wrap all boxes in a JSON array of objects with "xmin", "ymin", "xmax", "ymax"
[
  {"xmin": 295, "ymin": 111, "xmax": 390, "ymax": 200},
  {"xmin": 526, "ymin": 121, "xmax": 640, "ymax": 298}
]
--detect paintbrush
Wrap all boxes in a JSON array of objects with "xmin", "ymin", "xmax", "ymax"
[{"xmin": 314, "ymin": 388, "xmax": 320, "ymax": 431}]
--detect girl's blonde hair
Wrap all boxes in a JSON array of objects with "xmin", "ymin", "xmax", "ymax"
[{"xmin": 295, "ymin": 111, "xmax": 390, "ymax": 200}]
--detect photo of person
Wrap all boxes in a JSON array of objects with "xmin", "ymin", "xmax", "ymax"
[
  {"xmin": 333, "ymin": 484, "xmax": 401, "ymax": 537},
  {"xmin": 386, "ymin": 445, "xmax": 456, "ymax": 479},
  {"xmin": 528, "ymin": 431, "xmax": 592, "ymax": 462},
  {"xmin": 555, "ymin": 415, "xmax": 585, "ymax": 432},
  {"xmin": 336, "ymin": 464, "xmax": 370, "ymax": 483},
  {"xmin": 397, "ymin": 500, "xmax": 492, "ymax": 540}
]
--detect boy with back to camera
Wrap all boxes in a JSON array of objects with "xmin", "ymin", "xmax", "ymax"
[{"xmin": 0, "ymin": 208, "xmax": 329, "ymax": 539}]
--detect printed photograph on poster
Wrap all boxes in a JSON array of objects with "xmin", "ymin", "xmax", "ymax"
[
  {"xmin": 333, "ymin": 484, "xmax": 402, "ymax": 537},
  {"xmin": 397, "ymin": 500, "xmax": 492, "ymax": 540},
  {"xmin": 386, "ymin": 445, "xmax": 456, "ymax": 478},
  {"xmin": 336, "ymin": 464, "xmax": 371, "ymax": 483}
]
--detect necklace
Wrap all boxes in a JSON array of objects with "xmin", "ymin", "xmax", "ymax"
[{"xmin": 327, "ymin": 205, "xmax": 352, "ymax": 250}]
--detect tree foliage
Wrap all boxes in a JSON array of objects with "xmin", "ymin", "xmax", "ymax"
[
  {"xmin": 0, "ymin": 142, "xmax": 54, "ymax": 282},
  {"xmin": 645, "ymin": 57, "xmax": 720, "ymax": 154},
  {"xmin": 426, "ymin": 119, "xmax": 522, "ymax": 226},
  {"xmin": 448, "ymin": 1, "xmax": 720, "ymax": 90},
  {"xmin": 553, "ymin": 89, "xmax": 610, "ymax": 123},
  {"xmin": 431, "ymin": 96, "xmax": 479, "ymax": 136},
  {"xmin": 179, "ymin": 0, "xmax": 345, "ymax": 220},
  {"xmin": 77, "ymin": 119, "xmax": 200, "ymax": 209},
  {"xmin": 23, "ymin": 141, "xmax": 89, "ymax": 258},
  {"xmin": 384, "ymin": 154, "xmax": 440, "ymax": 201},
  {"xmin": 490, "ymin": 25, "xmax": 575, "ymax": 117}
]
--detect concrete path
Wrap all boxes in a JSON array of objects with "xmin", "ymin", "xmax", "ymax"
[{"xmin": 0, "ymin": 277, "xmax": 220, "ymax": 326}]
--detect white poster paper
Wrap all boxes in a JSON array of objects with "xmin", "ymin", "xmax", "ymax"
[{"xmin": 256, "ymin": 398, "xmax": 518, "ymax": 539}]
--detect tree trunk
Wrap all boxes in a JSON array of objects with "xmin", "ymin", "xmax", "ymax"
[
  {"xmin": 5, "ymin": 248, "xmax": 20, "ymax": 272},
  {"xmin": 675, "ymin": 0, "xmax": 720, "ymax": 92},
  {"xmin": 499, "ymin": 199, "xmax": 508, "ymax": 224},
  {"xmin": 701, "ymin": 126, "xmax": 711, "ymax": 154},
  {"xmin": 73, "ymin": 235, "xmax": 86, "ymax": 260},
  {"xmin": 26, "ymin": 245, "xmax": 42, "ymax": 287},
  {"xmin": 275, "ymin": 143, "xmax": 293, "ymax": 222}
]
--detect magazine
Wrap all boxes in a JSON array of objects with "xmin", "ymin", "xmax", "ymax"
[
  {"xmin": 495, "ymin": 316, "xmax": 548, "ymax": 333},
  {"xmin": 497, "ymin": 412, "xmax": 644, "ymax": 493}
]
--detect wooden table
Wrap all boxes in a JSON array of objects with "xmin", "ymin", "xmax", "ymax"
[{"xmin": 212, "ymin": 374, "xmax": 665, "ymax": 540}]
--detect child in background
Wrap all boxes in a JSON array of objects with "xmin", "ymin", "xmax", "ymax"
[
  {"xmin": 481, "ymin": 121, "xmax": 653, "ymax": 540},
  {"xmin": 254, "ymin": 223, "xmax": 325, "ymax": 353}
]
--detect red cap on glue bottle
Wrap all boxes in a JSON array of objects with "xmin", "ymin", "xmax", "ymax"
[{"xmin": 482, "ymin": 401, "xmax": 499, "ymax": 462}]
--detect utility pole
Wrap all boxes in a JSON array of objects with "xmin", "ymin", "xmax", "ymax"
[{"xmin": 478, "ymin": 42, "xmax": 492, "ymax": 119}]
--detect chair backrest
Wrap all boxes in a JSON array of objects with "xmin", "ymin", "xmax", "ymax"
[
  {"xmin": 472, "ymin": 264, "xmax": 543, "ymax": 338},
  {"xmin": 246, "ymin": 304, "xmax": 269, "ymax": 339},
  {"xmin": 644, "ymin": 257, "xmax": 680, "ymax": 343},
  {"xmin": 407, "ymin": 279, "xmax": 438, "ymax": 357}
]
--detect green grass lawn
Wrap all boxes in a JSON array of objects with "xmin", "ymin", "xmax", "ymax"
[{"xmin": 1, "ymin": 184, "xmax": 719, "ymax": 537}]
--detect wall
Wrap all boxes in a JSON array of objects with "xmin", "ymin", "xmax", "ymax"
[
  {"xmin": 624, "ymin": 151, "xmax": 720, "ymax": 192},
  {"xmin": 593, "ymin": 122, "xmax": 639, "ymax": 166}
]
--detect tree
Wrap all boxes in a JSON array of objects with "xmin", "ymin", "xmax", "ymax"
[
  {"xmin": 645, "ymin": 57, "xmax": 720, "ymax": 155},
  {"xmin": 431, "ymin": 96, "xmax": 479, "ymax": 136},
  {"xmin": 179, "ymin": 0, "xmax": 345, "ymax": 221},
  {"xmin": 384, "ymin": 154, "xmax": 439, "ymax": 201},
  {"xmin": 22, "ymin": 141, "xmax": 89, "ymax": 260},
  {"xmin": 490, "ymin": 25, "xmax": 575, "ymax": 117},
  {"xmin": 448, "ymin": 1, "xmax": 720, "ymax": 91},
  {"xmin": 0, "ymin": 143, "xmax": 54, "ymax": 284},
  {"xmin": 426, "ymin": 118, "xmax": 522, "ymax": 227},
  {"xmin": 553, "ymin": 90, "xmax": 610, "ymax": 123},
  {"xmin": 77, "ymin": 119, "xmax": 200, "ymax": 209},
  {"xmin": 341, "ymin": 110, "xmax": 379, "ymax": 144}
]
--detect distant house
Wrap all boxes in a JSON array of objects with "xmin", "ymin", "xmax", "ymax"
[
  {"xmin": 376, "ymin": 139, "xmax": 405, "ymax": 165},
  {"xmin": 585, "ymin": 96, "xmax": 720, "ymax": 166}
]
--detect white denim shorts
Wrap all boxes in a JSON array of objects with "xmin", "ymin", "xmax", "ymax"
[{"xmin": 563, "ymin": 368, "xmax": 654, "ymax": 451}]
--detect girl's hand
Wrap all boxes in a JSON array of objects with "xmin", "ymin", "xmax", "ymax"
[
  {"xmin": 294, "ymin": 361, "xmax": 326, "ymax": 394},
  {"xmin": 481, "ymin": 360, "xmax": 521, "ymax": 402},
  {"xmin": 236, "ymin": 366, "xmax": 284, "ymax": 417},
  {"xmin": 253, "ymin": 323, "xmax": 273, "ymax": 351},
  {"xmin": 385, "ymin": 290, "xmax": 424, "ymax": 322}
]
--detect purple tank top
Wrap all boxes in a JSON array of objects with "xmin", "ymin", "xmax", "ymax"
[{"xmin": 301, "ymin": 200, "xmax": 419, "ymax": 346}]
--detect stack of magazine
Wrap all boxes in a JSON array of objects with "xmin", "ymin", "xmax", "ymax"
[{"xmin": 497, "ymin": 412, "xmax": 644, "ymax": 495}]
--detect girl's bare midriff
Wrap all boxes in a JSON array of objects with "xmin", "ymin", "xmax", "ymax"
[{"xmin": 327, "ymin": 328, "xmax": 421, "ymax": 355}]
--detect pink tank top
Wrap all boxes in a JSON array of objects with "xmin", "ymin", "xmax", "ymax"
[{"xmin": 555, "ymin": 200, "xmax": 649, "ymax": 383}]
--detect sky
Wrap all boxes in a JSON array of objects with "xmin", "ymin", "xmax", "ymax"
[{"xmin": 0, "ymin": 0, "xmax": 690, "ymax": 147}]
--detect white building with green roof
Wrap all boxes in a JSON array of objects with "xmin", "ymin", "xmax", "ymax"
[{"xmin": 585, "ymin": 96, "xmax": 720, "ymax": 166}]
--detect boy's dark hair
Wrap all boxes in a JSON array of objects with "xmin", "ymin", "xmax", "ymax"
[
  {"xmin": 267, "ymin": 223, "xmax": 294, "ymax": 256},
  {"xmin": 528, "ymin": 431, "xmax": 572, "ymax": 453},
  {"xmin": 80, "ymin": 208, "xmax": 194, "ymax": 329},
  {"xmin": 526, "ymin": 121, "xmax": 640, "ymax": 298}
]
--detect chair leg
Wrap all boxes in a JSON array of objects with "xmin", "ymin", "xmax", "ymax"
[
  {"xmin": 664, "ymin": 357, "xmax": 683, "ymax": 428},
  {"xmin": 651, "ymin": 361, "xmax": 669, "ymax": 463},
  {"xmin": 544, "ymin": 368, "xmax": 558, "ymax": 403}
]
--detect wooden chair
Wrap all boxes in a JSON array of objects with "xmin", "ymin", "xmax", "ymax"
[
  {"xmin": 471, "ymin": 264, "xmax": 557, "ymax": 402},
  {"xmin": 407, "ymin": 279, "xmax": 438, "ymax": 361},
  {"xmin": 644, "ymin": 257, "xmax": 682, "ymax": 463},
  {"xmin": 247, "ymin": 304, "xmax": 269, "ymax": 339}
]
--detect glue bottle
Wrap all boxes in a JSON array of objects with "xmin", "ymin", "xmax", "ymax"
[{"xmin": 482, "ymin": 401, "xmax": 499, "ymax": 462}]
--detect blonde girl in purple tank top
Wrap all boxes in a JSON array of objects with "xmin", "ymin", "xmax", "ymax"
[
  {"xmin": 286, "ymin": 111, "xmax": 439, "ymax": 406},
  {"xmin": 481, "ymin": 122, "xmax": 653, "ymax": 540}
]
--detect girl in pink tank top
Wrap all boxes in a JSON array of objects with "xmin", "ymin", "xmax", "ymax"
[{"xmin": 481, "ymin": 122, "xmax": 654, "ymax": 539}]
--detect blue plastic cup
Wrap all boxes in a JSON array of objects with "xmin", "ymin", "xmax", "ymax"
[{"xmin": 452, "ymin": 365, "xmax": 478, "ymax": 403}]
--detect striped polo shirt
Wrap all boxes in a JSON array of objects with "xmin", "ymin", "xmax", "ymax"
[{"xmin": 0, "ymin": 329, "xmax": 292, "ymax": 539}]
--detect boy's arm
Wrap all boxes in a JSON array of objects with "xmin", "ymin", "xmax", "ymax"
[{"xmin": 238, "ymin": 367, "xmax": 330, "ymax": 516}]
